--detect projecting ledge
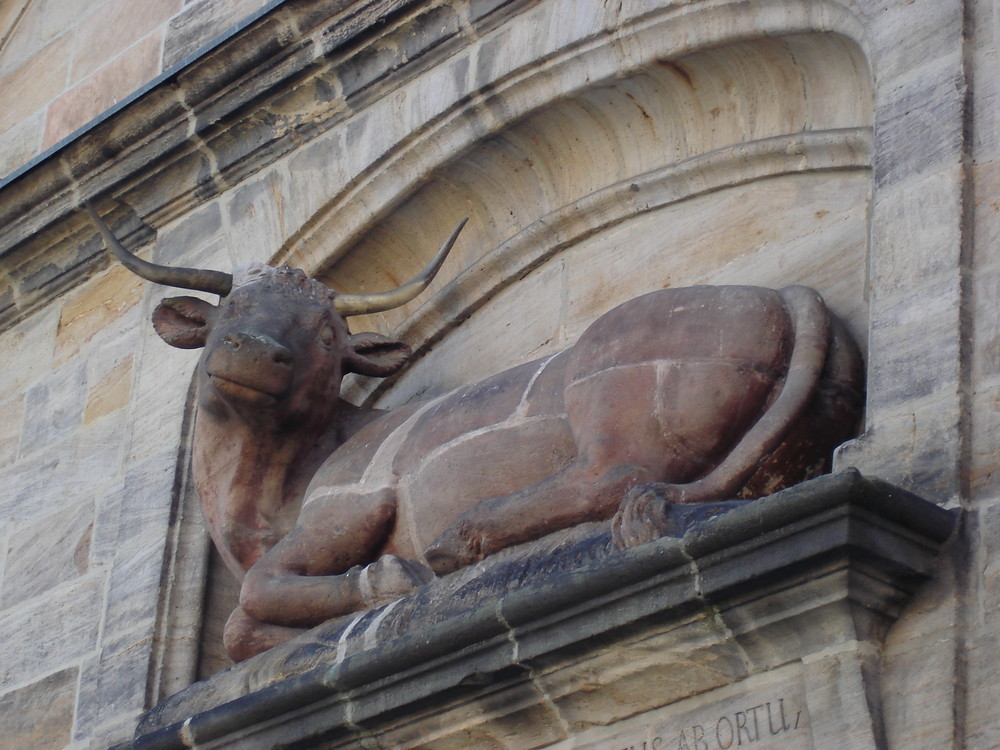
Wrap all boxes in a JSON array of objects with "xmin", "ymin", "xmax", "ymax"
[{"xmin": 121, "ymin": 470, "xmax": 955, "ymax": 750}]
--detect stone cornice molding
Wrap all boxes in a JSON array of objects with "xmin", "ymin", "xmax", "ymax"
[{"xmin": 118, "ymin": 471, "xmax": 956, "ymax": 750}]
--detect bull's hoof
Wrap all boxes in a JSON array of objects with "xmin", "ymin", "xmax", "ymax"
[
  {"xmin": 424, "ymin": 523, "xmax": 485, "ymax": 576},
  {"xmin": 612, "ymin": 484, "xmax": 752, "ymax": 548},
  {"xmin": 612, "ymin": 483, "xmax": 678, "ymax": 548},
  {"xmin": 362, "ymin": 554, "xmax": 435, "ymax": 607}
]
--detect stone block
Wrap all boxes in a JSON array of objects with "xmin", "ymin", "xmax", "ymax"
[
  {"xmin": 0, "ymin": 451, "xmax": 66, "ymax": 527},
  {"xmin": 0, "ymin": 667, "xmax": 77, "ymax": 750},
  {"xmin": 92, "ymin": 478, "xmax": 126, "ymax": 566},
  {"xmin": 0, "ymin": 0, "xmax": 96, "ymax": 75},
  {"xmin": 283, "ymin": 129, "xmax": 350, "ymax": 246},
  {"xmin": 118, "ymin": 147, "xmax": 217, "ymax": 219},
  {"xmin": 74, "ymin": 628, "xmax": 156, "ymax": 744},
  {"xmin": 866, "ymin": 276, "xmax": 962, "ymax": 411},
  {"xmin": 153, "ymin": 201, "xmax": 223, "ymax": 266},
  {"xmin": 338, "ymin": 5, "xmax": 460, "ymax": 102},
  {"xmin": 224, "ymin": 169, "xmax": 287, "ymax": 266},
  {"xmin": 0, "ymin": 109, "xmax": 43, "ymax": 181},
  {"xmin": 880, "ymin": 627, "xmax": 960, "ymax": 749},
  {"xmin": 1, "ymin": 499, "xmax": 94, "ymax": 609},
  {"xmin": 869, "ymin": 0, "xmax": 962, "ymax": 84},
  {"xmin": 834, "ymin": 397, "xmax": 964, "ymax": 503},
  {"xmin": 20, "ymin": 360, "xmax": 87, "ymax": 457},
  {"xmin": 54, "ymin": 262, "xmax": 145, "ymax": 366},
  {"xmin": 103, "ymin": 537, "xmax": 167, "ymax": 639},
  {"xmin": 970, "ymin": 383, "xmax": 1000, "ymax": 497},
  {"xmin": 110, "ymin": 450, "xmax": 177, "ymax": 547},
  {"xmin": 44, "ymin": 32, "xmax": 165, "ymax": 150},
  {"xmin": 870, "ymin": 165, "xmax": 964, "ymax": 298},
  {"xmin": 70, "ymin": 0, "xmax": 178, "ymax": 83},
  {"xmin": 0, "ymin": 393, "xmax": 24, "ymax": 468},
  {"xmin": 0, "ymin": 574, "xmax": 103, "ymax": 691},
  {"xmin": 963, "ymin": 630, "xmax": 1000, "ymax": 750},
  {"xmin": 973, "ymin": 160, "xmax": 1000, "ymax": 274},
  {"xmin": 0, "ymin": 33, "xmax": 71, "ymax": 135},
  {"xmin": 84, "ymin": 354, "xmax": 134, "ymax": 424},
  {"xmin": 873, "ymin": 55, "xmax": 965, "ymax": 189}
]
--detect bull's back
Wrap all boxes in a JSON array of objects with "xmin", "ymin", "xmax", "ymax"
[{"xmin": 563, "ymin": 286, "xmax": 793, "ymax": 479}]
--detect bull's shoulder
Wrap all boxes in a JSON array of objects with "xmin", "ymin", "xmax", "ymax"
[
  {"xmin": 568, "ymin": 286, "xmax": 796, "ymax": 376},
  {"xmin": 312, "ymin": 401, "xmax": 427, "ymax": 488},
  {"xmin": 393, "ymin": 356, "xmax": 554, "ymax": 475}
]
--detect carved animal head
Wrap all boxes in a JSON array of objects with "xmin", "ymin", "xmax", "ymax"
[{"xmin": 85, "ymin": 203, "xmax": 466, "ymax": 429}]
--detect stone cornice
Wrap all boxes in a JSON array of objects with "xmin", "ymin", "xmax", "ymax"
[
  {"xmin": 0, "ymin": 0, "xmax": 521, "ymax": 331},
  {"xmin": 117, "ymin": 471, "xmax": 956, "ymax": 749}
]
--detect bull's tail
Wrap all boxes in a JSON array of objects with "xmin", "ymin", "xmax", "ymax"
[{"xmin": 664, "ymin": 285, "xmax": 831, "ymax": 504}]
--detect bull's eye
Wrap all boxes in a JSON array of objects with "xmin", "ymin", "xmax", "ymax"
[{"xmin": 319, "ymin": 324, "xmax": 335, "ymax": 347}]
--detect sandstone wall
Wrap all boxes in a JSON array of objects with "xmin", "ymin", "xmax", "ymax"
[
  {"xmin": 0, "ymin": 0, "xmax": 996, "ymax": 748},
  {"xmin": 0, "ymin": 0, "xmax": 273, "ymax": 180}
]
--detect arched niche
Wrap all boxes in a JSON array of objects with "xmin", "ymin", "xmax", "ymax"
[
  {"xmin": 190, "ymin": 24, "xmax": 874, "ymax": 680},
  {"xmin": 289, "ymin": 31, "xmax": 872, "ymax": 407}
]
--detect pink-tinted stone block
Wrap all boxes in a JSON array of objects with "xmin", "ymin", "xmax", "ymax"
[
  {"xmin": 70, "ymin": 0, "xmax": 180, "ymax": 82},
  {"xmin": 0, "ymin": 34, "xmax": 71, "ymax": 134},
  {"xmin": 43, "ymin": 31, "xmax": 163, "ymax": 149}
]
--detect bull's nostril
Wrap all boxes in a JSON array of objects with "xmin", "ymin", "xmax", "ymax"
[
  {"xmin": 224, "ymin": 335, "xmax": 241, "ymax": 350},
  {"xmin": 273, "ymin": 350, "xmax": 292, "ymax": 366}
]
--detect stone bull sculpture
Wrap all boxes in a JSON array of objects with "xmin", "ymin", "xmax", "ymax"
[{"xmin": 87, "ymin": 204, "xmax": 863, "ymax": 661}]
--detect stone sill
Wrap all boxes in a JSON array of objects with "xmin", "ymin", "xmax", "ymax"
[
  {"xmin": 0, "ymin": 0, "xmax": 523, "ymax": 331},
  {"xmin": 120, "ymin": 470, "xmax": 955, "ymax": 750}
]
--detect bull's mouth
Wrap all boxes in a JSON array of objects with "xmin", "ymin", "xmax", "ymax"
[{"xmin": 209, "ymin": 374, "xmax": 281, "ymax": 406}]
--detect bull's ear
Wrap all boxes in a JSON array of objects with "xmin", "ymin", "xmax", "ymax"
[
  {"xmin": 344, "ymin": 332, "xmax": 411, "ymax": 376},
  {"xmin": 152, "ymin": 296, "xmax": 216, "ymax": 349}
]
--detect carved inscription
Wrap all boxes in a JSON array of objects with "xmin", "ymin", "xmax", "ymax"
[{"xmin": 595, "ymin": 693, "xmax": 811, "ymax": 750}]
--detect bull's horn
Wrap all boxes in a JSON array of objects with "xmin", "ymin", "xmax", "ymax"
[
  {"xmin": 334, "ymin": 218, "xmax": 469, "ymax": 317},
  {"xmin": 84, "ymin": 202, "xmax": 233, "ymax": 297}
]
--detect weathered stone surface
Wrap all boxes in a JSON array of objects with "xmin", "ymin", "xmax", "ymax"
[
  {"xmin": 85, "ymin": 354, "xmax": 134, "ymax": 424},
  {"xmin": 20, "ymin": 360, "xmax": 87, "ymax": 457},
  {"xmin": 124, "ymin": 473, "xmax": 954, "ymax": 749},
  {"xmin": 44, "ymin": 32, "xmax": 165, "ymax": 150},
  {"xmin": 0, "ymin": 575, "xmax": 103, "ymax": 691},
  {"xmin": 1, "ymin": 499, "xmax": 93, "ymax": 608},
  {"xmin": 162, "ymin": 0, "xmax": 273, "ymax": 69},
  {"xmin": 0, "ymin": 393, "xmax": 23, "ymax": 467},
  {"xmin": 0, "ymin": 109, "xmax": 42, "ymax": 181},
  {"xmin": 55, "ymin": 262, "xmax": 144, "ymax": 365},
  {"xmin": 75, "ymin": 629, "xmax": 157, "ymax": 746},
  {"xmin": 873, "ymin": 56, "xmax": 966, "ymax": 190},
  {"xmin": 70, "ymin": 0, "xmax": 179, "ymax": 83},
  {"xmin": 0, "ymin": 667, "xmax": 78, "ymax": 750},
  {"xmin": 0, "ymin": 33, "xmax": 71, "ymax": 135}
]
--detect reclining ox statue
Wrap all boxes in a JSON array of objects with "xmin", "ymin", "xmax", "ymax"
[{"xmin": 87, "ymin": 204, "xmax": 864, "ymax": 661}]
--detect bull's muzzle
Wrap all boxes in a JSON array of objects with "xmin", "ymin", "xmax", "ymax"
[{"xmin": 206, "ymin": 331, "xmax": 294, "ymax": 405}]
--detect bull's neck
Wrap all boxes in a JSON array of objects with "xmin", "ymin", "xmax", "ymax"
[{"xmin": 192, "ymin": 398, "xmax": 384, "ymax": 576}]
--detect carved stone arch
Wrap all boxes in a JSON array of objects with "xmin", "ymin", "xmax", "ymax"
[{"xmin": 273, "ymin": 24, "xmax": 874, "ymax": 409}]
